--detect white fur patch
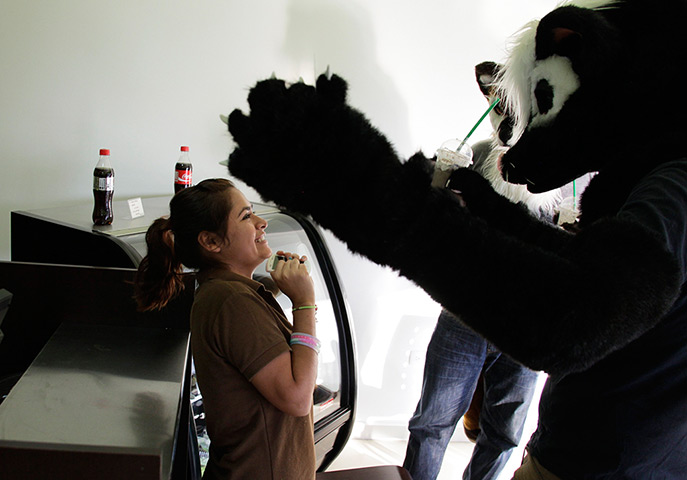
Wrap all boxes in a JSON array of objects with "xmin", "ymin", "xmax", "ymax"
[{"xmin": 529, "ymin": 55, "xmax": 580, "ymax": 128}]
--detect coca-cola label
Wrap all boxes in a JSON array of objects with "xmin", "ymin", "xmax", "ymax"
[
  {"xmin": 94, "ymin": 176, "xmax": 114, "ymax": 191},
  {"xmin": 175, "ymin": 170, "xmax": 192, "ymax": 185}
]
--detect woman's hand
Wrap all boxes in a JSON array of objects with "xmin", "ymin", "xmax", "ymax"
[
  {"xmin": 254, "ymin": 250, "xmax": 318, "ymax": 416},
  {"xmin": 268, "ymin": 251, "xmax": 315, "ymax": 307}
]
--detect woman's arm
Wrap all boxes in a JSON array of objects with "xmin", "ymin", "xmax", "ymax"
[{"xmin": 251, "ymin": 252, "xmax": 317, "ymax": 417}]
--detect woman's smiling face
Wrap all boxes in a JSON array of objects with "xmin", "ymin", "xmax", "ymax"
[{"xmin": 221, "ymin": 188, "xmax": 272, "ymax": 277}]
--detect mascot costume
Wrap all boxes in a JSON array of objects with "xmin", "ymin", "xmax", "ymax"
[{"xmin": 223, "ymin": 0, "xmax": 687, "ymax": 477}]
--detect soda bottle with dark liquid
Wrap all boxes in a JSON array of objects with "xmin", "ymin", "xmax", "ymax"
[
  {"xmin": 92, "ymin": 148, "xmax": 114, "ymax": 225},
  {"xmin": 174, "ymin": 146, "xmax": 193, "ymax": 193}
]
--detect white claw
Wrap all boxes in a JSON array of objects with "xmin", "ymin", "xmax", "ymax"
[
  {"xmin": 324, "ymin": 65, "xmax": 331, "ymax": 79},
  {"xmin": 219, "ymin": 114, "xmax": 229, "ymax": 125},
  {"xmin": 270, "ymin": 72, "xmax": 277, "ymax": 79},
  {"xmin": 298, "ymin": 76, "xmax": 305, "ymax": 83}
]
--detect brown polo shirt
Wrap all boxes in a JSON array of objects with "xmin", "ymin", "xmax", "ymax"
[{"xmin": 191, "ymin": 269, "xmax": 315, "ymax": 479}]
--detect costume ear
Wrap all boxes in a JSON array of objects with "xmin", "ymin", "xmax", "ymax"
[
  {"xmin": 534, "ymin": 6, "xmax": 616, "ymax": 66},
  {"xmin": 475, "ymin": 61, "xmax": 501, "ymax": 98},
  {"xmin": 537, "ymin": 24, "xmax": 584, "ymax": 61},
  {"xmin": 198, "ymin": 231, "xmax": 222, "ymax": 253},
  {"xmin": 550, "ymin": 27, "xmax": 583, "ymax": 59}
]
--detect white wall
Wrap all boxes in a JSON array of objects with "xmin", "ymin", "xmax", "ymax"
[{"xmin": 0, "ymin": 0, "xmax": 559, "ymax": 437}]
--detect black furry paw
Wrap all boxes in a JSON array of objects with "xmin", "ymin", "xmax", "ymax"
[
  {"xmin": 446, "ymin": 168, "xmax": 502, "ymax": 218},
  {"xmin": 226, "ymin": 73, "xmax": 350, "ymax": 211},
  {"xmin": 403, "ymin": 152, "xmax": 435, "ymax": 186},
  {"xmin": 225, "ymin": 72, "xmax": 400, "ymax": 218}
]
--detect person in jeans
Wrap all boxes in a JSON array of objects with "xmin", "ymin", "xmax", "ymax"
[
  {"xmin": 404, "ymin": 130, "xmax": 558, "ymax": 480},
  {"xmin": 404, "ymin": 309, "xmax": 538, "ymax": 480}
]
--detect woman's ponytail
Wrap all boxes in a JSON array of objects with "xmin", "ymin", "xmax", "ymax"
[
  {"xmin": 134, "ymin": 217, "xmax": 185, "ymax": 311},
  {"xmin": 133, "ymin": 178, "xmax": 236, "ymax": 311}
]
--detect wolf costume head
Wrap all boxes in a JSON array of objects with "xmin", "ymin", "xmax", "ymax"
[{"xmin": 496, "ymin": 0, "xmax": 687, "ymax": 218}]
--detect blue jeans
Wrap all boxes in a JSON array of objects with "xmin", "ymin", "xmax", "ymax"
[{"xmin": 403, "ymin": 310, "xmax": 538, "ymax": 480}]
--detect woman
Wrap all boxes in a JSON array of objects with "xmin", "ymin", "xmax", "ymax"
[{"xmin": 134, "ymin": 178, "xmax": 318, "ymax": 479}]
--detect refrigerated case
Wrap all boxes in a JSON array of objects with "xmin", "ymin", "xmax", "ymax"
[{"xmin": 9, "ymin": 196, "xmax": 357, "ymax": 472}]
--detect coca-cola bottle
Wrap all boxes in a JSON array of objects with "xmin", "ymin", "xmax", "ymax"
[
  {"xmin": 92, "ymin": 148, "xmax": 114, "ymax": 225},
  {"xmin": 174, "ymin": 146, "xmax": 193, "ymax": 193}
]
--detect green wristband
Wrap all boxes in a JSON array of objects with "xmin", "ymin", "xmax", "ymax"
[{"xmin": 292, "ymin": 305, "xmax": 317, "ymax": 312}]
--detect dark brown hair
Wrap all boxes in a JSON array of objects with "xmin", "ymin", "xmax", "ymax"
[{"xmin": 134, "ymin": 178, "xmax": 235, "ymax": 311}]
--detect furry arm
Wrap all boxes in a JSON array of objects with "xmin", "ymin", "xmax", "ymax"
[{"xmin": 227, "ymin": 74, "xmax": 680, "ymax": 376}]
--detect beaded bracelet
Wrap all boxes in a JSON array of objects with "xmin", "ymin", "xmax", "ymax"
[
  {"xmin": 292, "ymin": 305, "xmax": 317, "ymax": 313},
  {"xmin": 290, "ymin": 332, "xmax": 321, "ymax": 354}
]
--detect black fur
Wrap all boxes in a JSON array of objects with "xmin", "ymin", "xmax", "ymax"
[{"xmin": 226, "ymin": 1, "xmax": 685, "ymax": 377}]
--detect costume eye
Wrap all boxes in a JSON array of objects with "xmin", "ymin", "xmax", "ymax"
[{"xmin": 534, "ymin": 79, "xmax": 554, "ymax": 115}]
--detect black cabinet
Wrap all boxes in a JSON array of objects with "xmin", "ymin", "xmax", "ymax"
[{"xmin": 0, "ymin": 262, "xmax": 196, "ymax": 480}]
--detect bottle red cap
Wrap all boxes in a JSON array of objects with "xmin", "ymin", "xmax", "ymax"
[
  {"xmin": 99, "ymin": 149, "xmax": 110, "ymax": 156},
  {"xmin": 180, "ymin": 146, "xmax": 189, "ymax": 152}
]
